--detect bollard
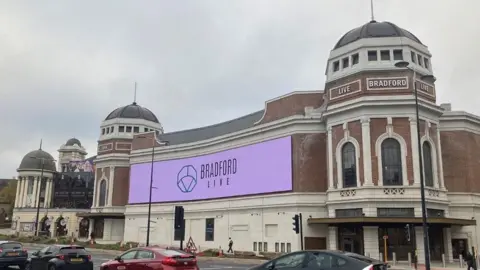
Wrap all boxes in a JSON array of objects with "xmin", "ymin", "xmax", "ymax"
[
  {"xmin": 392, "ymin": 252, "xmax": 397, "ymax": 266},
  {"xmin": 380, "ymin": 253, "xmax": 384, "ymax": 262},
  {"xmin": 408, "ymin": 252, "xmax": 412, "ymax": 265},
  {"xmin": 442, "ymin": 253, "xmax": 446, "ymax": 268},
  {"xmin": 460, "ymin": 254, "xmax": 464, "ymax": 268}
]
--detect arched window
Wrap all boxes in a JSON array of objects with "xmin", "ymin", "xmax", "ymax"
[
  {"xmin": 342, "ymin": 142, "xmax": 357, "ymax": 188},
  {"xmin": 98, "ymin": 180, "xmax": 107, "ymax": 207},
  {"xmin": 381, "ymin": 138, "xmax": 403, "ymax": 186},
  {"xmin": 423, "ymin": 142, "xmax": 434, "ymax": 187}
]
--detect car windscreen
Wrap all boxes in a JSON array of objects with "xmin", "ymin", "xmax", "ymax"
[
  {"xmin": 60, "ymin": 247, "xmax": 87, "ymax": 254},
  {"xmin": 0, "ymin": 243, "xmax": 22, "ymax": 250}
]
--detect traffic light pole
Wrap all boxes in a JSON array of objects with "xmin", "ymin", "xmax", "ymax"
[{"xmin": 299, "ymin": 213, "xmax": 304, "ymax": 250}]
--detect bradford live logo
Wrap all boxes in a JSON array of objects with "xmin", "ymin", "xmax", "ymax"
[{"xmin": 176, "ymin": 159, "xmax": 238, "ymax": 193}]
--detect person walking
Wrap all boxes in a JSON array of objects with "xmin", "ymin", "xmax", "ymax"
[
  {"xmin": 227, "ymin": 237, "xmax": 233, "ymax": 253},
  {"xmin": 465, "ymin": 250, "xmax": 477, "ymax": 270}
]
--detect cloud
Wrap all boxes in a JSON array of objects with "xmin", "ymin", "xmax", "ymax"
[{"xmin": 0, "ymin": 0, "xmax": 478, "ymax": 177}]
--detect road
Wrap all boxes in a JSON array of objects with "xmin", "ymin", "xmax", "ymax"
[{"xmin": 16, "ymin": 246, "xmax": 260, "ymax": 270}]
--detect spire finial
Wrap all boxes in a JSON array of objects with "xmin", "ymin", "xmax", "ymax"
[
  {"xmin": 370, "ymin": 0, "xmax": 375, "ymax": 21},
  {"xmin": 39, "ymin": 139, "xmax": 43, "ymax": 150},
  {"xmin": 133, "ymin": 81, "xmax": 137, "ymax": 105}
]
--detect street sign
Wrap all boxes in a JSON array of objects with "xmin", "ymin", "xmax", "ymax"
[{"xmin": 186, "ymin": 237, "xmax": 197, "ymax": 253}]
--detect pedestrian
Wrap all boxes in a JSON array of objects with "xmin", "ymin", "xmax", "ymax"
[
  {"xmin": 227, "ymin": 237, "xmax": 233, "ymax": 253},
  {"xmin": 465, "ymin": 251, "xmax": 477, "ymax": 270}
]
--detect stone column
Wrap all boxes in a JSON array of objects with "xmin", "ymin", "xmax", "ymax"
[
  {"xmin": 327, "ymin": 127, "xmax": 334, "ymax": 189},
  {"xmin": 14, "ymin": 178, "xmax": 22, "ymax": 208},
  {"xmin": 20, "ymin": 178, "xmax": 27, "ymax": 207},
  {"xmin": 415, "ymin": 226, "xmax": 426, "ymax": 264},
  {"xmin": 107, "ymin": 166, "xmax": 115, "ymax": 206},
  {"xmin": 31, "ymin": 177, "xmax": 39, "ymax": 208},
  {"xmin": 361, "ymin": 117, "xmax": 373, "ymax": 186},
  {"xmin": 436, "ymin": 128, "xmax": 445, "ymax": 189},
  {"xmin": 44, "ymin": 180, "xmax": 51, "ymax": 208},
  {"xmin": 89, "ymin": 219, "xmax": 94, "ymax": 239},
  {"xmin": 443, "ymin": 227, "xmax": 453, "ymax": 263},
  {"xmin": 328, "ymin": 226, "xmax": 338, "ymax": 250},
  {"xmin": 409, "ymin": 117, "xmax": 421, "ymax": 186}
]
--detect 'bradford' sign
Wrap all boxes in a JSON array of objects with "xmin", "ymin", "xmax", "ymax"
[
  {"xmin": 366, "ymin": 77, "xmax": 409, "ymax": 90},
  {"xmin": 329, "ymin": 80, "xmax": 361, "ymax": 100}
]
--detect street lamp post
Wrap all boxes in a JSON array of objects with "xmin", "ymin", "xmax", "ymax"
[
  {"xmin": 395, "ymin": 60, "xmax": 436, "ymax": 270},
  {"xmin": 30, "ymin": 156, "xmax": 56, "ymax": 236},
  {"xmin": 138, "ymin": 133, "xmax": 157, "ymax": 246}
]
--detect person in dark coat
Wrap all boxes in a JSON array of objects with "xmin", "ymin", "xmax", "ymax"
[
  {"xmin": 465, "ymin": 251, "xmax": 477, "ymax": 270},
  {"xmin": 227, "ymin": 238, "xmax": 233, "ymax": 253}
]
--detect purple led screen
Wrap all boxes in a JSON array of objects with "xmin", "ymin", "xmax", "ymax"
[{"xmin": 128, "ymin": 136, "xmax": 292, "ymax": 203}]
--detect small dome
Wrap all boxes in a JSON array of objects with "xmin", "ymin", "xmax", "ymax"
[
  {"xmin": 66, "ymin": 138, "xmax": 81, "ymax": 146},
  {"xmin": 105, "ymin": 102, "xmax": 159, "ymax": 123},
  {"xmin": 334, "ymin": 21, "xmax": 422, "ymax": 49},
  {"xmin": 18, "ymin": 150, "xmax": 56, "ymax": 172}
]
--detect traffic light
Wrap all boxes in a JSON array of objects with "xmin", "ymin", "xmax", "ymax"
[
  {"xmin": 404, "ymin": 224, "xmax": 411, "ymax": 242},
  {"xmin": 174, "ymin": 206, "xmax": 184, "ymax": 229},
  {"xmin": 292, "ymin": 214, "xmax": 300, "ymax": 234}
]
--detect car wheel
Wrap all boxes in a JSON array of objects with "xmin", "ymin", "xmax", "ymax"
[
  {"xmin": 49, "ymin": 265, "xmax": 56, "ymax": 270},
  {"xmin": 24, "ymin": 263, "xmax": 31, "ymax": 270}
]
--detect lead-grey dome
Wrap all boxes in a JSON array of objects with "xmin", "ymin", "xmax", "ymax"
[
  {"xmin": 18, "ymin": 150, "xmax": 56, "ymax": 172},
  {"xmin": 66, "ymin": 138, "xmax": 81, "ymax": 146},
  {"xmin": 105, "ymin": 102, "xmax": 159, "ymax": 123},
  {"xmin": 334, "ymin": 20, "xmax": 422, "ymax": 49}
]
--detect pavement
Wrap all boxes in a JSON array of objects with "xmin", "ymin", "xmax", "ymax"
[{"xmin": 15, "ymin": 243, "xmax": 262, "ymax": 270}]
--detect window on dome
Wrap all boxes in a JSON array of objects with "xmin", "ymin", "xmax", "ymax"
[
  {"xmin": 368, "ymin": 50, "xmax": 377, "ymax": 61},
  {"xmin": 424, "ymin": 58, "xmax": 430, "ymax": 69},
  {"xmin": 417, "ymin": 55, "xmax": 423, "ymax": 66},
  {"xmin": 380, "ymin": 50, "xmax": 390, "ymax": 61},
  {"xmin": 333, "ymin": 61, "xmax": 340, "ymax": 72},
  {"xmin": 144, "ymin": 127, "xmax": 149, "ymax": 132},
  {"xmin": 110, "ymin": 126, "xmax": 114, "ymax": 133},
  {"xmin": 133, "ymin": 127, "xmax": 139, "ymax": 133},
  {"xmin": 105, "ymin": 128, "xmax": 109, "ymax": 134},
  {"xmin": 126, "ymin": 126, "xmax": 132, "ymax": 133},
  {"xmin": 411, "ymin": 51, "xmax": 416, "ymax": 63},
  {"xmin": 119, "ymin": 126, "xmax": 125, "ymax": 132},
  {"xmin": 101, "ymin": 128, "xmax": 105, "ymax": 135},
  {"xmin": 342, "ymin": 57, "xmax": 349, "ymax": 68},
  {"xmin": 352, "ymin": 53, "xmax": 359, "ymax": 65},
  {"xmin": 393, "ymin": 50, "xmax": 403, "ymax": 60}
]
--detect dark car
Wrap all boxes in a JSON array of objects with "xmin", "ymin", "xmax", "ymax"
[
  {"xmin": 100, "ymin": 247, "xmax": 198, "ymax": 270},
  {"xmin": 332, "ymin": 251, "xmax": 389, "ymax": 270},
  {"xmin": 248, "ymin": 250, "xmax": 385, "ymax": 270},
  {"xmin": 25, "ymin": 244, "xmax": 93, "ymax": 270},
  {"xmin": 0, "ymin": 241, "xmax": 28, "ymax": 269}
]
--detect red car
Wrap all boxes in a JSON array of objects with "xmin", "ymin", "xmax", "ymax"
[{"xmin": 100, "ymin": 247, "xmax": 198, "ymax": 270}]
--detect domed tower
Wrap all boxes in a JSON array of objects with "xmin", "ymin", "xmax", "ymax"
[
  {"xmin": 87, "ymin": 101, "xmax": 161, "ymax": 240},
  {"xmin": 324, "ymin": 21, "xmax": 445, "ymax": 262},
  {"xmin": 14, "ymin": 148, "xmax": 56, "ymax": 212},
  {"xmin": 57, "ymin": 138, "xmax": 87, "ymax": 172}
]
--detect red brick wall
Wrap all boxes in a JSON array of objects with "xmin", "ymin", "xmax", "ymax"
[{"xmin": 292, "ymin": 133, "xmax": 327, "ymax": 192}]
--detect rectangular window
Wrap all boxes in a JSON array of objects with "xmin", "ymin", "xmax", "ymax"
[
  {"xmin": 368, "ymin": 50, "xmax": 378, "ymax": 61},
  {"xmin": 263, "ymin": 242, "xmax": 268, "ymax": 252},
  {"xmin": 205, "ymin": 218, "xmax": 214, "ymax": 241},
  {"xmin": 253, "ymin": 242, "xmax": 257, "ymax": 252},
  {"xmin": 286, "ymin": 243, "xmax": 291, "ymax": 253},
  {"xmin": 281, "ymin": 243, "xmax": 285, "ymax": 253},
  {"xmin": 133, "ymin": 126, "xmax": 139, "ymax": 133},
  {"xmin": 342, "ymin": 57, "xmax": 349, "ymax": 68},
  {"xmin": 110, "ymin": 126, "xmax": 114, "ymax": 133},
  {"xmin": 393, "ymin": 49, "xmax": 403, "ymax": 60},
  {"xmin": 427, "ymin": 208, "xmax": 445, "ymax": 217},
  {"xmin": 144, "ymin": 127, "xmax": 149, "ymax": 132},
  {"xmin": 102, "ymin": 128, "xmax": 105, "ymax": 135},
  {"xmin": 119, "ymin": 126, "xmax": 125, "ymax": 132},
  {"xmin": 333, "ymin": 61, "xmax": 340, "ymax": 72},
  {"xmin": 411, "ymin": 51, "xmax": 416, "ymax": 63},
  {"xmin": 352, "ymin": 53, "xmax": 359, "ymax": 65},
  {"xmin": 417, "ymin": 55, "xmax": 423, "ymax": 66},
  {"xmin": 335, "ymin": 208, "xmax": 363, "ymax": 218},
  {"xmin": 258, "ymin": 242, "xmax": 263, "ymax": 252},
  {"xmin": 126, "ymin": 126, "xmax": 132, "ymax": 132},
  {"xmin": 424, "ymin": 58, "xmax": 430, "ymax": 69},
  {"xmin": 377, "ymin": 208, "xmax": 415, "ymax": 217},
  {"xmin": 275, "ymin": 242, "xmax": 279, "ymax": 252},
  {"xmin": 380, "ymin": 50, "xmax": 390, "ymax": 60}
]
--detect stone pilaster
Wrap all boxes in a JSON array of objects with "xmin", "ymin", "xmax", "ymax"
[
  {"xmin": 107, "ymin": 166, "xmax": 115, "ymax": 206},
  {"xmin": 443, "ymin": 227, "xmax": 453, "ymax": 263},
  {"xmin": 364, "ymin": 226, "xmax": 380, "ymax": 259},
  {"xmin": 89, "ymin": 219, "xmax": 94, "ymax": 239},
  {"xmin": 415, "ymin": 226, "xmax": 426, "ymax": 264},
  {"xmin": 44, "ymin": 180, "xmax": 51, "ymax": 208},
  {"xmin": 361, "ymin": 117, "xmax": 373, "ymax": 186},
  {"xmin": 328, "ymin": 226, "xmax": 338, "ymax": 250},
  {"xmin": 409, "ymin": 117, "xmax": 421, "ymax": 186},
  {"xmin": 32, "ymin": 177, "xmax": 39, "ymax": 207},
  {"xmin": 20, "ymin": 179, "xmax": 27, "ymax": 207},
  {"xmin": 14, "ymin": 178, "xmax": 21, "ymax": 208},
  {"xmin": 436, "ymin": 128, "xmax": 445, "ymax": 189},
  {"xmin": 327, "ymin": 127, "xmax": 334, "ymax": 189}
]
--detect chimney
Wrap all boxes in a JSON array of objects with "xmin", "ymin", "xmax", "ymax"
[{"xmin": 440, "ymin": 103, "xmax": 452, "ymax": 111}]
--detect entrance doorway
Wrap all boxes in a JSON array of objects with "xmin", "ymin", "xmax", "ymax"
[{"xmin": 338, "ymin": 226, "xmax": 364, "ymax": 255}]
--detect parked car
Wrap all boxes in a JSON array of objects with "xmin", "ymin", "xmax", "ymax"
[
  {"xmin": 247, "ymin": 250, "xmax": 385, "ymax": 270},
  {"xmin": 0, "ymin": 241, "xmax": 28, "ymax": 270},
  {"xmin": 25, "ymin": 244, "xmax": 93, "ymax": 270},
  {"xmin": 332, "ymin": 251, "xmax": 389, "ymax": 270},
  {"xmin": 100, "ymin": 247, "xmax": 198, "ymax": 270}
]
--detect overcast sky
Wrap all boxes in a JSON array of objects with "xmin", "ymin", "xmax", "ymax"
[{"xmin": 0, "ymin": 0, "xmax": 478, "ymax": 178}]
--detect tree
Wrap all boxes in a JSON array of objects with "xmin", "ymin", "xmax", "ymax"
[{"xmin": 0, "ymin": 180, "xmax": 17, "ymax": 216}]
